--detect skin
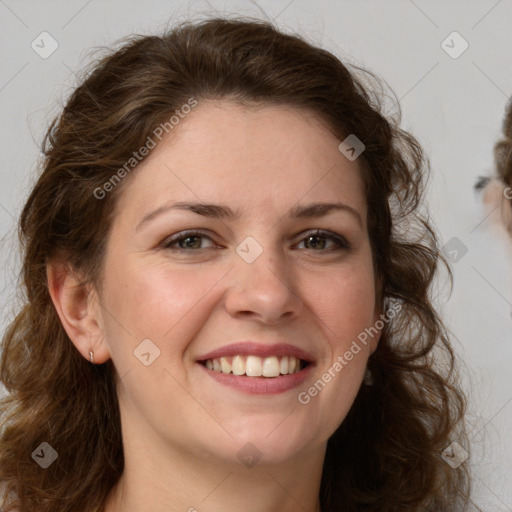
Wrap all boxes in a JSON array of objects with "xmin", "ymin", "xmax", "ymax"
[
  {"xmin": 483, "ymin": 178, "xmax": 512, "ymax": 237},
  {"xmin": 48, "ymin": 100, "xmax": 382, "ymax": 512}
]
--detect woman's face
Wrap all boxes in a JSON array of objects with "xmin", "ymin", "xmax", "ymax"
[{"xmin": 95, "ymin": 100, "xmax": 381, "ymax": 467}]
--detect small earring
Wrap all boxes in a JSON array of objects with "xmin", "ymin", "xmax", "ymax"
[
  {"xmin": 89, "ymin": 350, "xmax": 94, "ymax": 364},
  {"xmin": 363, "ymin": 367, "xmax": 374, "ymax": 386}
]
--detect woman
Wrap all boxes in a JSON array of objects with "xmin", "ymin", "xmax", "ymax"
[
  {"xmin": 476, "ymin": 99, "xmax": 512, "ymax": 235},
  {"xmin": 0, "ymin": 16, "xmax": 470, "ymax": 512}
]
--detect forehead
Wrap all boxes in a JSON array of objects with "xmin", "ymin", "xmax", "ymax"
[{"xmin": 114, "ymin": 100, "xmax": 367, "ymax": 224}]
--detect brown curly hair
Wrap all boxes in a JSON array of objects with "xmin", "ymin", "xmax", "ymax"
[
  {"xmin": 0, "ymin": 16, "xmax": 470, "ymax": 512},
  {"xmin": 494, "ymin": 98, "xmax": 512, "ymax": 187}
]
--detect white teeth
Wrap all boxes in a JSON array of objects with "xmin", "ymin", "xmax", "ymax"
[
  {"xmin": 203, "ymin": 355, "xmax": 304, "ymax": 377},
  {"xmin": 220, "ymin": 356, "xmax": 232, "ymax": 374},
  {"xmin": 280, "ymin": 356, "xmax": 289, "ymax": 375},
  {"xmin": 246, "ymin": 355, "xmax": 263, "ymax": 376},
  {"xmin": 232, "ymin": 355, "xmax": 245, "ymax": 375},
  {"xmin": 262, "ymin": 356, "xmax": 280, "ymax": 377}
]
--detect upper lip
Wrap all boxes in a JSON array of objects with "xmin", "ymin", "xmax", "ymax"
[{"xmin": 197, "ymin": 342, "xmax": 316, "ymax": 363}]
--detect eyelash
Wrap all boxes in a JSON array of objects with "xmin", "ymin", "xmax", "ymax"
[{"xmin": 160, "ymin": 229, "xmax": 350, "ymax": 253}]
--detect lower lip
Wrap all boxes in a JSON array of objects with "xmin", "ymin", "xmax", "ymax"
[{"xmin": 197, "ymin": 362, "xmax": 314, "ymax": 395}]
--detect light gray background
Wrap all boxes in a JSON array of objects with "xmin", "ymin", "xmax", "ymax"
[{"xmin": 1, "ymin": 0, "xmax": 511, "ymax": 509}]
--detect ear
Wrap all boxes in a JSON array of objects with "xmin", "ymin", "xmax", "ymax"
[{"xmin": 47, "ymin": 259, "xmax": 111, "ymax": 364}]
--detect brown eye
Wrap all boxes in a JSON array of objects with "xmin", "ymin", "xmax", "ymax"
[
  {"xmin": 162, "ymin": 231, "xmax": 215, "ymax": 250},
  {"xmin": 296, "ymin": 230, "xmax": 350, "ymax": 251}
]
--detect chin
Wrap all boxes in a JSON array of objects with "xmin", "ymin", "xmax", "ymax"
[{"xmin": 204, "ymin": 422, "xmax": 317, "ymax": 467}]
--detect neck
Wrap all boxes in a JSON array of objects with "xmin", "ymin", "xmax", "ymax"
[{"xmin": 103, "ymin": 429, "xmax": 326, "ymax": 512}]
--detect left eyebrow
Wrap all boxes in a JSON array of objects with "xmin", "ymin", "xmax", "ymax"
[
  {"xmin": 136, "ymin": 201, "xmax": 363, "ymax": 231},
  {"xmin": 290, "ymin": 202, "xmax": 362, "ymax": 226}
]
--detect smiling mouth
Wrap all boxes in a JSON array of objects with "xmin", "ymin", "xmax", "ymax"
[{"xmin": 198, "ymin": 355, "xmax": 310, "ymax": 378}]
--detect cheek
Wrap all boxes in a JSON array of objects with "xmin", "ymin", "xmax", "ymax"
[
  {"xmin": 297, "ymin": 265, "xmax": 376, "ymax": 432},
  {"xmin": 307, "ymin": 262, "xmax": 377, "ymax": 352},
  {"xmin": 100, "ymin": 258, "xmax": 226, "ymax": 355}
]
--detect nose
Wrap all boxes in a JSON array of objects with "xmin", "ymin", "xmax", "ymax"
[{"xmin": 224, "ymin": 245, "xmax": 304, "ymax": 325}]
